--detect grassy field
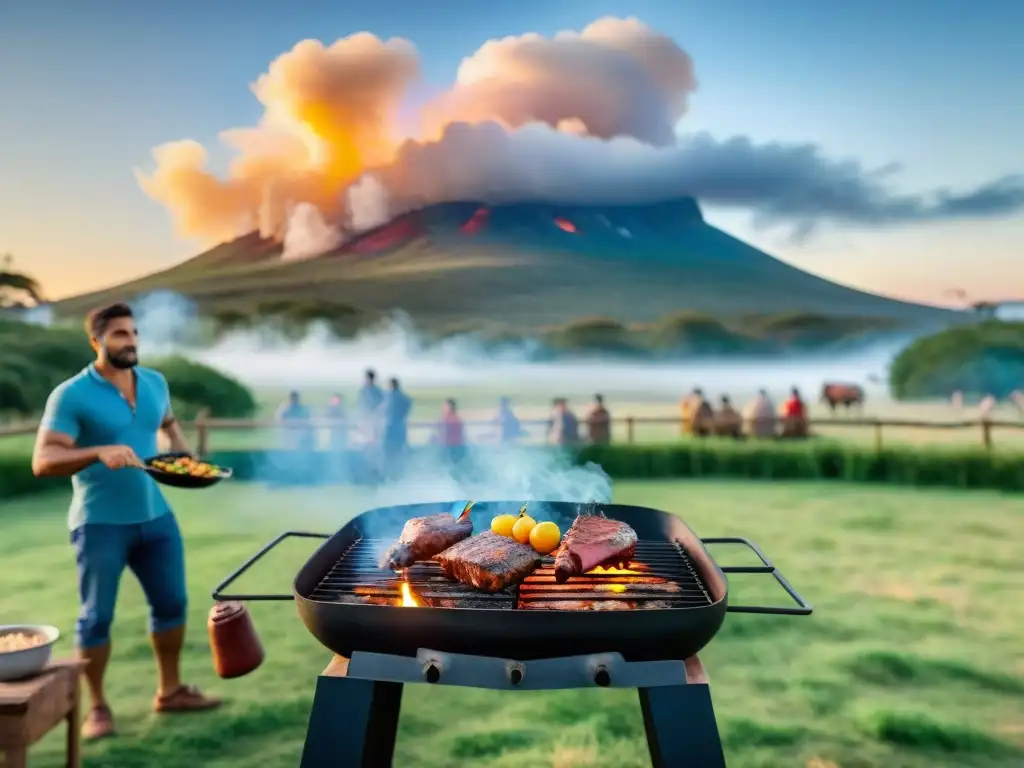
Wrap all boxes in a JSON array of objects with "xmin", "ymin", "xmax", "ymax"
[{"xmin": 3, "ymin": 480, "xmax": 1022, "ymax": 767}]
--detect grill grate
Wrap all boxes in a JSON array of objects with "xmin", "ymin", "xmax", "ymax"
[{"xmin": 307, "ymin": 538, "xmax": 713, "ymax": 610}]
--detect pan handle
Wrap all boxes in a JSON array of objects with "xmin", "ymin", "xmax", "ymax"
[
  {"xmin": 700, "ymin": 537, "xmax": 813, "ymax": 615},
  {"xmin": 212, "ymin": 531, "xmax": 329, "ymax": 602}
]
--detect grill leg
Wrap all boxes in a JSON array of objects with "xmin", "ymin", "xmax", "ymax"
[
  {"xmin": 639, "ymin": 681, "xmax": 726, "ymax": 768},
  {"xmin": 300, "ymin": 672, "xmax": 404, "ymax": 768}
]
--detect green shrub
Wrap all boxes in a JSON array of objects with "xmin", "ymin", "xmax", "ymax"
[
  {"xmin": 644, "ymin": 312, "xmax": 756, "ymax": 354},
  {"xmin": 4, "ymin": 440, "xmax": 1021, "ymax": 500},
  {"xmin": 151, "ymin": 356, "xmax": 257, "ymax": 419},
  {"xmin": 543, "ymin": 317, "xmax": 644, "ymax": 355},
  {"xmin": 890, "ymin": 320, "xmax": 1024, "ymax": 399},
  {"xmin": 0, "ymin": 319, "xmax": 257, "ymax": 422}
]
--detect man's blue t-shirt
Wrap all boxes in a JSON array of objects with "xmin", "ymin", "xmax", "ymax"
[{"xmin": 40, "ymin": 364, "xmax": 172, "ymax": 531}]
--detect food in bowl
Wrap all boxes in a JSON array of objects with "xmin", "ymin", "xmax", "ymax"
[{"xmin": 0, "ymin": 629, "xmax": 46, "ymax": 653}]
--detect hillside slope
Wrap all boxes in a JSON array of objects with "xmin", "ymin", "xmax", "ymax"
[{"xmin": 56, "ymin": 197, "xmax": 957, "ymax": 330}]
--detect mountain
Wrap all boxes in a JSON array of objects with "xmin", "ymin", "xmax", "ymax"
[{"xmin": 55, "ymin": 197, "xmax": 958, "ymax": 332}]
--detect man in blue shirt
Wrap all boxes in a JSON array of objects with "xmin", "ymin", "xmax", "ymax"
[{"xmin": 31, "ymin": 303, "xmax": 220, "ymax": 741}]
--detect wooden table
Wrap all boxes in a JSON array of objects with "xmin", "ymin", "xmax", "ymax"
[{"xmin": 0, "ymin": 659, "xmax": 83, "ymax": 768}]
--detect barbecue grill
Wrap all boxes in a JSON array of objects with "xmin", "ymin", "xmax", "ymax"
[{"xmin": 214, "ymin": 500, "xmax": 812, "ymax": 767}]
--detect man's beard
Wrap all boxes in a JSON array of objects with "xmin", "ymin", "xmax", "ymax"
[{"xmin": 108, "ymin": 348, "xmax": 138, "ymax": 369}]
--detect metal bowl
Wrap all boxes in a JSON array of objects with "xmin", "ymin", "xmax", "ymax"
[{"xmin": 0, "ymin": 625, "xmax": 60, "ymax": 682}]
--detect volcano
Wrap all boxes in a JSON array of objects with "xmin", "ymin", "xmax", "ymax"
[{"xmin": 56, "ymin": 197, "xmax": 956, "ymax": 330}]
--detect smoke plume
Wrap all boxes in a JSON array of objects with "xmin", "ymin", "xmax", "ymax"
[{"xmin": 137, "ymin": 17, "xmax": 1024, "ymax": 257}]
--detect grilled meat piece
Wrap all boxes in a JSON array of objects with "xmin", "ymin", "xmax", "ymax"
[
  {"xmin": 521, "ymin": 599, "xmax": 676, "ymax": 611},
  {"xmin": 553, "ymin": 515, "xmax": 638, "ymax": 583},
  {"xmin": 434, "ymin": 532, "xmax": 543, "ymax": 592},
  {"xmin": 380, "ymin": 502, "xmax": 475, "ymax": 570}
]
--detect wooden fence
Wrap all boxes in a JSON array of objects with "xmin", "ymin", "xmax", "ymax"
[{"xmin": 2, "ymin": 414, "xmax": 1022, "ymax": 453}]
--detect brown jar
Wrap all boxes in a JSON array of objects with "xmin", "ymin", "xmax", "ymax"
[{"xmin": 208, "ymin": 601, "xmax": 265, "ymax": 679}]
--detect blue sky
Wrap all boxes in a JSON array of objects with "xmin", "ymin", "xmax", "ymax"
[{"xmin": 1, "ymin": 0, "xmax": 1022, "ymax": 302}]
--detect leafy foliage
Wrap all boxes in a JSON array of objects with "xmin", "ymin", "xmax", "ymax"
[
  {"xmin": 889, "ymin": 321, "xmax": 1024, "ymax": 399},
  {"xmin": 0, "ymin": 318, "xmax": 255, "ymax": 420}
]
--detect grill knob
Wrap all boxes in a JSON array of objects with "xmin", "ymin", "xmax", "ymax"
[
  {"xmin": 593, "ymin": 665, "xmax": 611, "ymax": 687},
  {"xmin": 423, "ymin": 660, "xmax": 443, "ymax": 683},
  {"xmin": 507, "ymin": 662, "xmax": 526, "ymax": 686}
]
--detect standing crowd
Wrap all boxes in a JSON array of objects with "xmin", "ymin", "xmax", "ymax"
[{"xmin": 275, "ymin": 371, "xmax": 812, "ymax": 465}]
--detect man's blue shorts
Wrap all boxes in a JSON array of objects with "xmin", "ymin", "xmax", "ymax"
[{"xmin": 71, "ymin": 513, "xmax": 188, "ymax": 648}]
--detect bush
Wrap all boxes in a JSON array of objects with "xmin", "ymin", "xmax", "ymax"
[
  {"xmin": 645, "ymin": 312, "xmax": 757, "ymax": 354},
  {"xmin": 0, "ymin": 319, "xmax": 257, "ymax": 422},
  {"xmin": 0, "ymin": 320, "xmax": 92, "ymax": 417},
  {"xmin": 543, "ymin": 317, "xmax": 645, "ymax": 356},
  {"xmin": 151, "ymin": 356, "xmax": 257, "ymax": 419},
  {"xmin": 890, "ymin": 320, "xmax": 1024, "ymax": 399},
  {"xmin": 3, "ymin": 440, "xmax": 1020, "ymax": 500}
]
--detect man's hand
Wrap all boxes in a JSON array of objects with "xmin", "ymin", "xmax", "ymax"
[{"xmin": 97, "ymin": 445, "xmax": 143, "ymax": 470}]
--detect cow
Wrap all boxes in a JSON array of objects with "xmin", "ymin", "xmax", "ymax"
[{"xmin": 820, "ymin": 382, "xmax": 865, "ymax": 414}]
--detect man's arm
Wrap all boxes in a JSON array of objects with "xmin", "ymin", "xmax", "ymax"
[
  {"xmin": 160, "ymin": 413, "xmax": 191, "ymax": 454},
  {"xmin": 32, "ymin": 429, "xmax": 105, "ymax": 477}
]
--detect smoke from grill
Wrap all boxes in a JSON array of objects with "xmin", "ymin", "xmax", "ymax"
[{"xmin": 136, "ymin": 17, "xmax": 1024, "ymax": 258}]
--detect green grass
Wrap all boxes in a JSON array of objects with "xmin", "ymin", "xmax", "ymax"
[{"xmin": 4, "ymin": 480, "xmax": 1022, "ymax": 767}]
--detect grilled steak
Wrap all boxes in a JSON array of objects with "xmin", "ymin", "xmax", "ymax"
[
  {"xmin": 553, "ymin": 515, "xmax": 638, "ymax": 583},
  {"xmin": 434, "ymin": 532, "xmax": 543, "ymax": 592},
  {"xmin": 380, "ymin": 502, "xmax": 475, "ymax": 570}
]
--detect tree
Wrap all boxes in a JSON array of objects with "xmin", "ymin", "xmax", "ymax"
[{"xmin": 0, "ymin": 254, "xmax": 43, "ymax": 308}]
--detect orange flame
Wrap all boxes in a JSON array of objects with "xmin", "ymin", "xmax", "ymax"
[
  {"xmin": 399, "ymin": 582, "xmax": 425, "ymax": 607},
  {"xmin": 553, "ymin": 217, "xmax": 577, "ymax": 233},
  {"xmin": 587, "ymin": 565, "xmax": 643, "ymax": 575}
]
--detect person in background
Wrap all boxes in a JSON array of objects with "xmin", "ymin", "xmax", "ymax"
[
  {"xmin": 979, "ymin": 394, "xmax": 996, "ymax": 419},
  {"xmin": 547, "ymin": 398, "xmax": 580, "ymax": 446},
  {"xmin": 714, "ymin": 395, "xmax": 742, "ymax": 439},
  {"xmin": 683, "ymin": 388, "xmax": 714, "ymax": 437},
  {"xmin": 780, "ymin": 386, "xmax": 809, "ymax": 438},
  {"xmin": 743, "ymin": 389, "xmax": 776, "ymax": 438},
  {"xmin": 434, "ymin": 398, "xmax": 467, "ymax": 464},
  {"xmin": 380, "ymin": 378, "xmax": 412, "ymax": 478},
  {"xmin": 494, "ymin": 397, "xmax": 524, "ymax": 444},
  {"xmin": 355, "ymin": 369, "xmax": 384, "ymax": 445},
  {"xmin": 325, "ymin": 393, "xmax": 347, "ymax": 451},
  {"xmin": 1011, "ymin": 389, "xmax": 1024, "ymax": 413},
  {"xmin": 951, "ymin": 390, "xmax": 964, "ymax": 409},
  {"xmin": 585, "ymin": 394, "xmax": 612, "ymax": 444},
  {"xmin": 31, "ymin": 302, "xmax": 220, "ymax": 741},
  {"xmin": 276, "ymin": 390, "xmax": 314, "ymax": 451}
]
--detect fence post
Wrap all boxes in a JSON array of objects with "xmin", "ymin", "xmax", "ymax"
[
  {"xmin": 873, "ymin": 420, "xmax": 883, "ymax": 452},
  {"xmin": 981, "ymin": 420, "xmax": 992, "ymax": 450},
  {"xmin": 195, "ymin": 408, "xmax": 210, "ymax": 456},
  {"xmin": 626, "ymin": 416, "xmax": 635, "ymax": 444}
]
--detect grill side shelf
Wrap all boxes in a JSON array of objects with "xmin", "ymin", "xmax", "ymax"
[
  {"xmin": 700, "ymin": 537, "xmax": 813, "ymax": 616},
  {"xmin": 212, "ymin": 531, "xmax": 330, "ymax": 601}
]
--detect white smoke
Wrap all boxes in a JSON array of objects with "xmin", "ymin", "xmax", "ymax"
[
  {"xmin": 16, "ymin": 304, "xmax": 54, "ymax": 327},
  {"xmin": 281, "ymin": 202, "xmax": 345, "ymax": 260},
  {"xmin": 132, "ymin": 291, "xmax": 901, "ymax": 401},
  {"xmin": 347, "ymin": 174, "xmax": 393, "ymax": 233}
]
